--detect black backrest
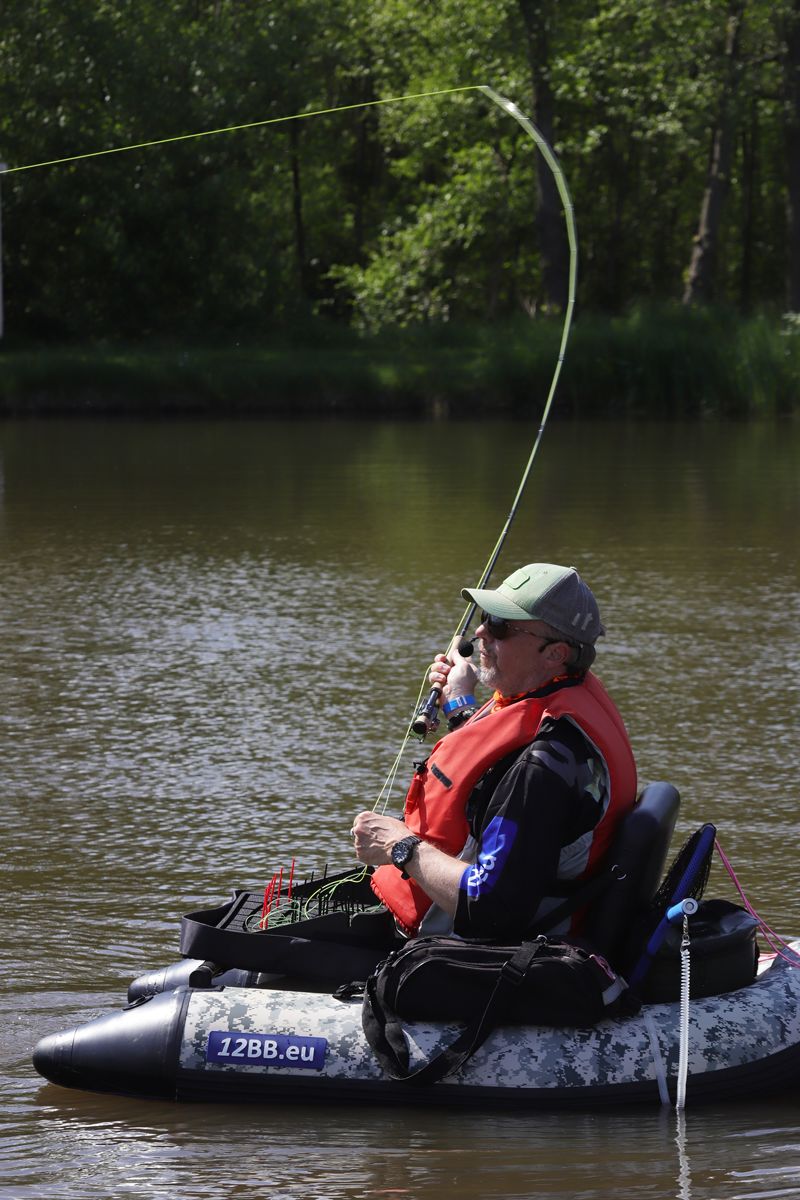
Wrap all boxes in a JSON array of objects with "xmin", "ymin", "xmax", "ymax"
[{"xmin": 584, "ymin": 781, "xmax": 680, "ymax": 964}]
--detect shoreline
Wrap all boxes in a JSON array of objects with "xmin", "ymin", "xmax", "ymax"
[{"xmin": 1, "ymin": 310, "xmax": 797, "ymax": 419}]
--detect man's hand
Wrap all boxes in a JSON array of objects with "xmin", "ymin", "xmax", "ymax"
[
  {"xmin": 428, "ymin": 643, "xmax": 478, "ymax": 703},
  {"xmin": 351, "ymin": 811, "xmax": 408, "ymax": 866},
  {"xmin": 351, "ymin": 810, "xmax": 464, "ymax": 919}
]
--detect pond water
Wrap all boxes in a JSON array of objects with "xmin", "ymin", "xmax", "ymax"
[{"xmin": 1, "ymin": 416, "xmax": 798, "ymax": 1199}]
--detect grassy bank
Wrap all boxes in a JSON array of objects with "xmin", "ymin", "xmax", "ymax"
[{"xmin": 1, "ymin": 307, "xmax": 798, "ymax": 418}]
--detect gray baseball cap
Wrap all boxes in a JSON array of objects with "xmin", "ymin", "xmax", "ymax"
[{"xmin": 462, "ymin": 563, "xmax": 605, "ymax": 645}]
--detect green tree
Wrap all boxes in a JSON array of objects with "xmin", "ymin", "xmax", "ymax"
[
  {"xmin": 782, "ymin": 0, "xmax": 800, "ymax": 309},
  {"xmin": 0, "ymin": 0, "xmax": 382, "ymax": 341},
  {"xmin": 1, "ymin": 0, "xmax": 798, "ymax": 345}
]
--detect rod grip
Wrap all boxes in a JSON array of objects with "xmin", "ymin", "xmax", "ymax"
[{"xmin": 411, "ymin": 635, "xmax": 475, "ymax": 738}]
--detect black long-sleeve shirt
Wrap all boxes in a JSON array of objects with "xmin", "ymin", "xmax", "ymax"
[{"xmin": 450, "ymin": 714, "xmax": 612, "ymax": 941}]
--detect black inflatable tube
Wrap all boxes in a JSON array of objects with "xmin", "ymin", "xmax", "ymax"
[
  {"xmin": 33, "ymin": 989, "xmax": 190, "ymax": 1100},
  {"xmin": 127, "ymin": 959, "xmax": 258, "ymax": 1002}
]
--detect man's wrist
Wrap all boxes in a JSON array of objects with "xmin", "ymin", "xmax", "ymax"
[
  {"xmin": 441, "ymin": 694, "xmax": 476, "ymax": 716},
  {"xmin": 391, "ymin": 835, "xmax": 421, "ymax": 879},
  {"xmin": 446, "ymin": 706, "xmax": 476, "ymax": 731}
]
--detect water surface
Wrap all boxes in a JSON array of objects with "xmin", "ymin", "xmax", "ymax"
[{"xmin": 1, "ymin": 416, "xmax": 799, "ymax": 1199}]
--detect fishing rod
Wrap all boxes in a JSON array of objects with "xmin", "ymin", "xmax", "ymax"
[
  {"xmin": 410, "ymin": 86, "xmax": 579, "ymax": 738},
  {"xmin": 2, "ymin": 81, "xmax": 577, "ymax": 747}
]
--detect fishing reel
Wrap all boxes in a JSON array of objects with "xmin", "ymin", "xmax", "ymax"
[{"xmin": 410, "ymin": 697, "xmax": 440, "ymax": 739}]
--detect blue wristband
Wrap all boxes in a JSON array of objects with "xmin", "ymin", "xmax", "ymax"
[{"xmin": 442, "ymin": 694, "xmax": 476, "ymax": 716}]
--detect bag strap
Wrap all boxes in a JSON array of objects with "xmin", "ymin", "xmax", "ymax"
[
  {"xmin": 531, "ymin": 861, "xmax": 624, "ymax": 935},
  {"xmin": 362, "ymin": 937, "xmax": 549, "ymax": 1086}
]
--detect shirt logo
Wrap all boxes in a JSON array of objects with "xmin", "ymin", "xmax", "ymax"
[{"xmin": 463, "ymin": 816, "xmax": 517, "ymax": 898}]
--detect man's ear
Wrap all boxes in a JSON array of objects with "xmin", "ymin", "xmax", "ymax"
[{"xmin": 545, "ymin": 640, "xmax": 571, "ymax": 667}]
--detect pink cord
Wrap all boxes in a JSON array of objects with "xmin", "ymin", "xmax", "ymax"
[{"xmin": 715, "ymin": 839, "xmax": 800, "ymax": 967}]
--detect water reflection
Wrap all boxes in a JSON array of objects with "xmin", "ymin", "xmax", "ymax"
[{"xmin": 19, "ymin": 1092, "xmax": 800, "ymax": 1200}]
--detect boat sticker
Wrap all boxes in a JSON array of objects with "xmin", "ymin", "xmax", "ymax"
[{"xmin": 206, "ymin": 1031, "xmax": 327, "ymax": 1070}]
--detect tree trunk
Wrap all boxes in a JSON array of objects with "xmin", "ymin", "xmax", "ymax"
[
  {"xmin": 682, "ymin": 0, "xmax": 746, "ymax": 306},
  {"xmin": 517, "ymin": 0, "xmax": 570, "ymax": 312},
  {"xmin": 785, "ymin": 0, "xmax": 800, "ymax": 310},
  {"xmin": 288, "ymin": 123, "xmax": 308, "ymax": 295},
  {"xmin": 739, "ymin": 101, "xmax": 758, "ymax": 312}
]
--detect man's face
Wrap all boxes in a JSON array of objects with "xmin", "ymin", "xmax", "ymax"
[{"xmin": 476, "ymin": 615, "xmax": 569, "ymax": 695}]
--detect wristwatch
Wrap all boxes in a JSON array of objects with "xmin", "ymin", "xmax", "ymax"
[{"xmin": 390, "ymin": 835, "xmax": 421, "ymax": 879}]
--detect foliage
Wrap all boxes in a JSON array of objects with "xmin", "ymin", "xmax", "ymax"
[
  {"xmin": 1, "ymin": 308, "xmax": 795, "ymax": 418},
  {"xmin": 0, "ymin": 0, "xmax": 799, "ymax": 374}
]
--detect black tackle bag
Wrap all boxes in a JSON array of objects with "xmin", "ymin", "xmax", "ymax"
[{"xmin": 356, "ymin": 934, "xmax": 638, "ymax": 1085}]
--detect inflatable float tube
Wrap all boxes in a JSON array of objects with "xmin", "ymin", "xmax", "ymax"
[
  {"xmin": 32, "ymin": 943, "xmax": 800, "ymax": 1108},
  {"xmin": 32, "ymin": 783, "xmax": 800, "ymax": 1107}
]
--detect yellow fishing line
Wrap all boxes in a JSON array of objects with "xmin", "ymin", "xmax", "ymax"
[
  {"xmin": 0, "ymin": 85, "xmax": 482, "ymax": 175},
  {"xmin": 377, "ymin": 85, "xmax": 578, "ymax": 812},
  {"xmin": 299, "ymin": 870, "xmax": 374, "ymax": 922},
  {"xmin": 0, "ymin": 79, "xmax": 577, "ymax": 845}
]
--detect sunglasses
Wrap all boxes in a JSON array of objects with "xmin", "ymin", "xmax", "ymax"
[{"xmin": 479, "ymin": 611, "xmax": 562, "ymax": 644}]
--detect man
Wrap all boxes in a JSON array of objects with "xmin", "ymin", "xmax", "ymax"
[{"xmin": 351, "ymin": 562, "xmax": 637, "ymax": 941}]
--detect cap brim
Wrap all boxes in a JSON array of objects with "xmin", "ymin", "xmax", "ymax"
[{"xmin": 461, "ymin": 586, "xmax": 534, "ymax": 621}]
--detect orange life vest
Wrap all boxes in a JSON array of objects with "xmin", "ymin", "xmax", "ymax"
[{"xmin": 371, "ymin": 672, "xmax": 637, "ymax": 936}]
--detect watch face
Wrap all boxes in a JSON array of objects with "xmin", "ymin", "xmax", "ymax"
[{"xmin": 391, "ymin": 836, "xmax": 418, "ymax": 870}]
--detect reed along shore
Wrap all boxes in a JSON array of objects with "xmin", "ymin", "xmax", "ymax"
[{"xmin": 1, "ymin": 308, "xmax": 797, "ymax": 419}]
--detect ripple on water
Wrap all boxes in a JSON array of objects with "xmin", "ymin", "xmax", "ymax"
[{"xmin": 2, "ymin": 418, "xmax": 799, "ymax": 1200}]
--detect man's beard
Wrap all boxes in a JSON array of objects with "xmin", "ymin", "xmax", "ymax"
[{"xmin": 477, "ymin": 662, "xmax": 501, "ymax": 690}]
